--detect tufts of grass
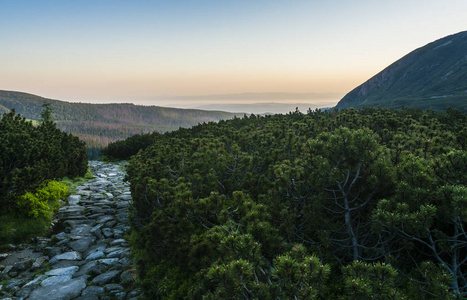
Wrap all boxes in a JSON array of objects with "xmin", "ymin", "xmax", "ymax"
[
  {"xmin": 60, "ymin": 169, "xmax": 94, "ymax": 194},
  {"xmin": 0, "ymin": 213, "xmax": 50, "ymax": 246}
]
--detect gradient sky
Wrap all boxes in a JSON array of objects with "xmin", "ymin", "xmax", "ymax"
[{"xmin": 1, "ymin": 0, "xmax": 466, "ymax": 107}]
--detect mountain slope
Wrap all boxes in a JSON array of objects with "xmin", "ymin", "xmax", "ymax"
[
  {"xmin": 0, "ymin": 90, "xmax": 241, "ymax": 154},
  {"xmin": 336, "ymin": 31, "xmax": 467, "ymax": 112}
]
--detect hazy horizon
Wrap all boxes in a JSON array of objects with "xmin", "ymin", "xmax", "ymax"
[{"xmin": 1, "ymin": 0, "xmax": 466, "ymax": 111}]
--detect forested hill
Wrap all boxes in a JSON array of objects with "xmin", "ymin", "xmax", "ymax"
[
  {"xmin": 0, "ymin": 90, "xmax": 241, "ymax": 156},
  {"xmin": 336, "ymin": 31, "xmax": 467, "ymax": 112}
]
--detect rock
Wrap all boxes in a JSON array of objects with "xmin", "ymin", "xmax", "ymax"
[
  {"xmin": 102, "ymin": 228, "xmax": 113, "ymax": 238},
  {"xmin": 69, "ymin": 236, "xmax": 96, "ymax": 253},
  {"xmin": 70, "ymin": 224, "xmax": 92, "ymax": 236},
  {"xmin": 46, "ymin": 247, "xmax": 61, "ymax": 258},
  {"xmin": 45, "ymin": 266, "xmax": 79, "ymax": 277},
  {"xmin": 31, "ymin": 256, "xmax": 48, "ymax": 270},
  {"xmin": 107, "ymin": 249, "xmax": 125, "ymax": 258},
  {"xmin": 97, "ymin": 215, "xmax": 114, "ymax": 224},
  {"xmin": 49, "ymin": 251, "xmax": 81, "ymax": 263},
  {"xmin": 27, "ymin": 277, "xmax": 86, "ymax": 300},
  {"xmin": 91, "ymin": 270, "xmax": 121, "ymax": 285},
  {"xmin": 85, "ymin": 250, "xmax": 105, "ymax": 260},
  {"xmin": 49, "ymin": 260, "xmax": 85, "ymax": 269},
  {"xmin": 0, "ymin": 253, "xmax": 9, "ymax": 260},
  {"xmin": 68, "ymin": 195, "xmax": 81, "ymax": 205},
  {"xmin": 40, "ymin": 275, "xmax": 73, "ymax": 287},
  {"xmin": 98, "ymin": 258, "xmax": 119, "ymax": 266},
  {"xmin": 54, "ymin": 232, "xmax": 68, "ymax": 240},
  {"xmin": 11, "ymin": 260, "xmax": 33, "ymax": 273},
  {"xmin": 110, "ymin": 239, "xmax": 127, "ymax": 246},
  {"xmin": 116, "ymin": 201, "xmax": 131, "ymax": 209},
  {"xmin": 82, "ymin": 285, "xmax": 105, "ymax": 296},
  {"xmin": 120, "ymin": 270, "xmax": 135, "ymax": 286},
  {"xmin": 105, "ymin": 283, "xmax": 124, "ymax": 292}
]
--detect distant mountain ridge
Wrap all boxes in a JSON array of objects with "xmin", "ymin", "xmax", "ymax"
[
  {"xmin": 336, "ymin": 31, "xmax": 467, "ymax": 112},
  {"xmin": 0, "ymin": 90, "xmax": 240, "ymax": 156}
]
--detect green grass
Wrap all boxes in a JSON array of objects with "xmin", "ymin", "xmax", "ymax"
[
  {"xmin": 0, "ymin": 213, "xmax": 50, "ymax": 246},
  {"xmin": 0, "ymin": 168, "xmax": 94, "ymax": 246},
  {"xmin": 59, "ymin": 169, "xmax": 94, "ymax": 194}
]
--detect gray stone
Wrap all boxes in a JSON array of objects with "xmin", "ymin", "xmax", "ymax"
[
  {"xmin": 70, "ymin": 225, "xmax": 92, "ymax": 236},
  {"xmin": 49, "ymin": 251, "xmax": 81, "ymax": 263},
  {"xmin": 68, "ymin": 195, "xmax": 81, "ymax": 205},
  {"xmin": 23, "ymin": 275, "xmax": 47, "ymax": 288},
  {"xmin": 40, "ymin": 275, "xmax": 72, "ymax": 287},
  {"xmin": 75, "ymin": 296, "xmax": 99, "ymax": 300},
  {"xmin": 0, "ymin": 253, "xmax": 9, "ymax": 260},
  {"xmin": 97, "ymin": 215, "xmax": 114, "ymax": 224},
  {"xmin": 31, "ymin": 256, "xmax": 48, "ymax": 270},
  {"xmin": 107, "ymin": 249, "xmax": 125, "ymax": 258},
  {"xmin": 91, "ymin": 193, "xmax": 106, "ymax": 200},
  {"xmin": 5, "ymin": 278, "xmax": 25, "ymax": 290},
  {"xmin": 2, "ymin": 265, "xmax": 13, "ymax": 275},
  {"xmin": 65, "ymin": 219, "xmax": 95, "ymax": 230},
  {"xmin": 105, "ymin": 283, "xmax": 124, "ymax": 292},
  {"xmin": 113, "ymin": 291, "xmax": 127, "ymax": 299},
  {"xmin": 110, "ymin": 239, "xmax": 128, "ymax": 246},
  {"xmin": 105, "ymin": 220, "xmax": 118, "ymax": 227},
  {"xmin": 102, "ymin": 228, "xmax": 114, "ymax": 238},
  {"xmin": 73, "ymin": 260, "xmax": 106, "ymax": 277},
  {"xmin": 120, "ymin": 270, "xmax": 135, "ymax": 286},
  {"xmin": 86, "ymin": 250, "xmax": 105, "ymax": 260},
  {"xmin": 98, "ymin": 258, "xmax": 119, "ymax": 265},
  {"xmin": 11, "ymin": 260, "xmax": 33, "ymax": 273},
  {"xmin": 104, "ymin": 246, "xmax": 123, "ymax": 254},
  {"xmin": 91, "ymin": 270, "xmax": 121, "ymax": 285},
  {"xmin": 84, "ymin": 243, "xmax": 107, "ymax": 258},
  {"xmin": 82, "ymin": 285, "xmax": 105, "ymax": 296},
  {"xmin": 49, "ymin": 260, "xmax": 85, "ymax": 269},
  {"xmin": 116, "ymin": 201, "xmax": 131, "ymax": 209},
  {"xmin": 54, "ymin": 232, "xmax": 68, "ymax": 240},
  {"xmin": 27, "ymin": 277, "xmax": 86, "ymax": 300},
  {"xmin": 46, "ymin": 247, "xmax": 61, "ymax": 258},
  {"xmin": 69, "ymin": 236, "xmax": 96, "ymax": 253},
  {"xmin": 116, "ymin": 194, "xmax": 132, "ymax": 201},
  {"xmin": 45, "ymin": 266, "xmax": 79, "ymax": 277}
]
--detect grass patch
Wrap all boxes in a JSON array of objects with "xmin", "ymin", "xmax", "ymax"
[
  {"xmin": 60, "ymin": 169, "xmax": 94, "ymax": 194},
  {"xmin": 0, "ymin": 213, "xmax": 50, "ymax": 246},
  {"xmin": 0, "ymin": 168, "xmax": 94, "ymax": 246}
]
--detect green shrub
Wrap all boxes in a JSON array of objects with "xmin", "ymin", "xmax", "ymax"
[{"xmin": 18, "ymin": 181, "xmax": 67, "ymax": 220}]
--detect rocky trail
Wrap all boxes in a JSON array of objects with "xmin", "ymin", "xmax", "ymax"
[{"xmin": 0, "ymin": 161, "xmax": 141, "ymax": 299}]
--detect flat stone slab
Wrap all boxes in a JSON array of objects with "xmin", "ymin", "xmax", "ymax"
[
  {"xmin": 27, "ymin": 277, "xmax": 86, "ymax": 300},
  {"xmin": 40, "ymin": 275, "xmax": 73, "ymax": 287},
  {"xmin": 68, "ymin": 195, "xmax": 81, "ymax": 205},
  {"xmin": 69, "ymin": 236, "xmax": 96, "ymax": 253},
  {"xmin": 91, "ymin": 270, "xmax": 121, "ymax": 285},
  {"xmin": 49, "ymin": 251, "xmax": 82, "ymax": 263},
  {"xmin": 45, "ymin": 266, "xmax": 79, "ymax": 277}
]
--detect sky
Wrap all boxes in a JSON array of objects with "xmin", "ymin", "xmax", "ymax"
[{"xmin": 1, "ymin": 0, "xmax": 466, "ymax": 110}]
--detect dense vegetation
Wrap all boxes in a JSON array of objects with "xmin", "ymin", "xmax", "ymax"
[
  {"xmin": 0, "ymin": 90, "xmax": 240, "ymax": 159},
  {"xmin": 119, "ymin": 107, "xmax": 467, "ymax": 298},
  {"xmin": 0, "ymin": 105, "xmax": 88, "ymax": 244},
  {"xmin": 336, "ymin": 31, "xmax": 467, "ymax": 112}
]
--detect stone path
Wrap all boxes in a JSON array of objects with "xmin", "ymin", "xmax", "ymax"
[{"xmin": 0, "ymin": 161, "xmax": 141, "ymax": 299}]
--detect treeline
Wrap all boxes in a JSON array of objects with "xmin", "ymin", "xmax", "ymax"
[
  {"xmin": 0, "ymin": 106, "xmax": 88, "ymax": 243},
  {"xmin": 0, "ymin": 90, "xmax": 241, "ymax": 159},
  {"xmin": 115, "ymin": 107, "xmax": 467, "ymax": 298}
]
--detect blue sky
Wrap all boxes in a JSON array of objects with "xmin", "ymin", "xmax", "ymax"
[{"xmin": 1, "ymin": 0, "xmax": 466, "ymax": 107}]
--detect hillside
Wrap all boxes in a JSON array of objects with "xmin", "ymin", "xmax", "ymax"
[
  {"xmin": 0, "ymin": 90, "xmax": 241, "ymax": 156},
  {"xmin": 336, "ymin": 31, "xmax": 467, "ymax": 112}
]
